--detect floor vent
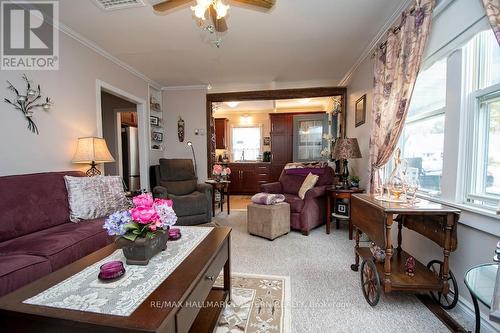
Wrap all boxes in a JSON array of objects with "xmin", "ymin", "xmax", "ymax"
[{"xmin": 93, "ymin": 0, "xmax": 146, "ymax": 11}]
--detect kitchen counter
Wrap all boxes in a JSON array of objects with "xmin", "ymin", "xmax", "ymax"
[{"xmin": 227, "ymin": 163, "xmax": 271, "ymax": 194}]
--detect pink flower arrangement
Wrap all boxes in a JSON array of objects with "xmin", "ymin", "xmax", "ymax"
[
  {"xmin": 103, "ymin": 193, "xmax": 177, "ymax": 241},
  {"xmin": 212, "ymin": 164, "xmax": 231, "ymax": 178},
  {"xmin": 212, "ymin": 164, "xmax": 223, "ymax": 175}
]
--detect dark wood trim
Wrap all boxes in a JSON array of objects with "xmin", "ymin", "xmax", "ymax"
[
  {"xmin": 206, "ymin": 86, "xmax": 347, "ymax": 176},
  {"xmin": 207, "ymin": 86, "xmax": 347, "ymax": 102},
  {"xmin": 416, "ymin": 294, "xmax": 468, "ymax": 333}
]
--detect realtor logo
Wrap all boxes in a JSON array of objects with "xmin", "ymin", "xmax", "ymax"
[{"xmin": 1, "ymin": 1, "xmax": 59, "ymax": 70}]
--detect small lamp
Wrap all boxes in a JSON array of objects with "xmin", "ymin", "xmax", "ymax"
[
  {"xmin": 187, "ymin": 141, "xmax": 197, "ymax": 178},
  {"xmin": 72, "ymin": 137, "xmax": 115, "ymax": 177},
  {"xmin": 332, "ymin": 138, "xmax": 362, "ymax": 189}
]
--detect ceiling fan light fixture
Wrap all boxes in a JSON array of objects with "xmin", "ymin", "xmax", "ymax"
[
  {"xmin": 191, "ymin": 0, "xmax": 211, "ymax": 20},
  {"xmin": 215, "ymin": 0, "xmax": 229, "ymax": 19}
]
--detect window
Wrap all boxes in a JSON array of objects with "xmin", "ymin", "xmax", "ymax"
[
  {"xmin": 231, "ymin": 126, "xmax": 261, "ymax": 161},
  {"xmin": 463, "ymin": 30, "xmax": 500, "ymax": 210},
  {"xmin": 400, "ymin": 59, "xmax": 447, "ymax": 196},
  {"xmin": 293, "ymin": 114, "xmax": 326, "ymax": 162}
]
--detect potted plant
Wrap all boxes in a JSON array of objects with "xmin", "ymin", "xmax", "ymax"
[
  {"xmin": 350, "ymin": 175, "xmax": 360, "ymax": 188},
  {"xmin": 103, "ymin": 193, "xmax": 177, "ymax": 265}
]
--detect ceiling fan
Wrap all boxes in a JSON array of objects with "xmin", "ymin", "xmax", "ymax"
[{"xmin": 153, "ymin": 0, "xmax": 276, "ymax": 33}]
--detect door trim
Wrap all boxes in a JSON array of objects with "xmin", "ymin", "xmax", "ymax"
[{"xmin": 95, "ymin": 80, "xmax": 149, "ymax": 190}]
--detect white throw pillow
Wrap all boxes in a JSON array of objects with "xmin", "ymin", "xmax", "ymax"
[
  {"xmin": 298, "ymin": 173, "xmax": 319, "ymax": 200},
  {"xmin": 64, "ymin": 175, "xmax": 130, "ymax": 222}
]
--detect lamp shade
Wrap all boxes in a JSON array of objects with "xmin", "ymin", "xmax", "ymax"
[
  {"xmin": 332, "ymin": 138, "xmax": 362, "ymax": 160},
  {"xmin": 72, "ymin": 137, "xmax": 115, "ymax": 164}
]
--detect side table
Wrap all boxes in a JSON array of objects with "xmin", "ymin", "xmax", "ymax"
[
  {"xmin": 326, "ymin": 187, "xmax": 364, "ymax": 239},
  {"xmin": 205, "ymin": 180, "xmax": 231, "ymax": 217},
  {"xmin": 464, "ymin": 263, "xmax": 499, "ymax": 333}
]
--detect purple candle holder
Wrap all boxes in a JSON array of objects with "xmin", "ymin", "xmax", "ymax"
[
  {"xmin": 98, "ymin": 261, "xmax": 125, "ymax": 281},
  {"xmin": 169, "ymin": 228, "xmax": 181, "ymax": 241}
]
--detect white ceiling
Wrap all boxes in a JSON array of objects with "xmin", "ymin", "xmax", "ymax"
[{"xmin": 58, "ymin": 0, "xmax": 407, "ymax": 87}]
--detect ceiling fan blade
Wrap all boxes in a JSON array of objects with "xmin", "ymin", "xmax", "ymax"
[
  {"xmin": 209, "ymin": 6, "xmax": 228, "ymax": 32},
  {"xmin": 230, "ymin": 0, "xmax": 276, "ymax": 9},
  {"xmin": 153, "ymin": 0, "xmax": 193, "ymax": 12}
]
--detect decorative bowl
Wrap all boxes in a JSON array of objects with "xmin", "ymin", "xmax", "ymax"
[
  {"xmin": 98, "ymin": 261, "xmax": 125, "ymax": 281},
  {"xmin": 169, "ymin": 228, "xmax": 182, "ymax": 241}
]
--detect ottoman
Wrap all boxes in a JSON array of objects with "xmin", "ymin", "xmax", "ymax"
[{"xmin": 247, "ymin": 203, "xmax": 290, "ymax": 240}]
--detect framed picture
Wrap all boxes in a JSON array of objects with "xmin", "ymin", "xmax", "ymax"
[
  {"xmin": 150, "ymin": 116, "xmax": 160, "ymax": 126},
  {"xmin": 263, "ymin": 136, "xmax": 271, "ymax": 146},
  {"xmin": 152, "ymin": 131, "xmax": 163, "ymax": 142},
  {"xmin": 355, "ymin": 94, "xmax": 366, "ymax": 128},
  {"xmin": 335, "ymin": 202, "xmax": 349, "ymax": 217}
]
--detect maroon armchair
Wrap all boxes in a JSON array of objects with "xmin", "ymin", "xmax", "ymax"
[{"xmin": 261, "ymin": 167, "xmax": 335, "ymax": 235}]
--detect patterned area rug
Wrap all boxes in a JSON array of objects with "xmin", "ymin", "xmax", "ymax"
[{"xmin": 215, "ymin": 273, "xmax": 291, "ymax": 333}]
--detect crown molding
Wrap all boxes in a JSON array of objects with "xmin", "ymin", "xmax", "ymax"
[
  {"xmin": 339, "ymin": 0, "xmax": 413, "ymax": 86},
  {"xmin": 57, "ymin": 22, "xmax": 162, "ymax": 89},
  {"xmin": 162, "ymin": 85, "xmax": 209, "ymax": 91}
]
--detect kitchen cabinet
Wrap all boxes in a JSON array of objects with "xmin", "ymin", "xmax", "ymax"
[
  {"xmin": 228, "ymin": 163, "xmax": 270, "ymax": 194},
  {"xmin": 215, "ymin": 118, "xmax": 229, "ymax": 149},
  {"xmin": 269, "ymin": 114, "xmax": 293, "ymax": 182}
]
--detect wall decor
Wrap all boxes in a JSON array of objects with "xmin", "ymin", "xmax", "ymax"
[
  {"xmin": 263, "ymin": 136, "xmax": 271, "ymax": 146},
  {"xmin": 4, "ymin": 74, "xmax": 53, "ymax": 134},
  {"xmin": 150, "ymin": 116, "xmax": 160, "ymax": 126},
  {"xmin": 152, "ymin": 131, "xmax": 163, "ymax": 142},
  {"xmin": 178, "ymin": 117, "xmax": 185, "ymax": 142},
  {"xmin": 355, "ymin": 94, "xmax": 366, "ymax": 128}
]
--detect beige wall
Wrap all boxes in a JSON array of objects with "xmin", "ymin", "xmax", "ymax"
[
  {"xmin": 346, "ymin": 56, "xmax": 374, "ymax": 189},
  {"xmin": 0, "ymin": 32, "xmax": 150, "ymax": 176},
  {"xmin": 162, "ymin": 88, "xmax": 208, "ymax": 180}
]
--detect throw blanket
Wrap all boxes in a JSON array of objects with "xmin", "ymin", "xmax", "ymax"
[
  {"xmin": 284, "ymin": 161, "xmax": 328, "ymax": 170},
  {"xmin": 284, "ymin": 161, "xmax": 328, "ymax": 175},
  {"xmin": 251, "ymin": 193, "xmax": 286, "ymax": 205}
]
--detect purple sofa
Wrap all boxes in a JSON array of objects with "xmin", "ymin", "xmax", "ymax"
[
  {"xmin": 0, "ymin": 171, "xmax": 114, "ymax": 297},
  {"xmin": 261, "ymin": 167, "xmax": 335, "ymax": 235}
]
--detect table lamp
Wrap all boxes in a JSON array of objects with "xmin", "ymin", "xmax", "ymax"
[
  {"xmin": 332, "ymin": 138, "xmax": 362, "ymax": 189},
  {"xmin": 72, "ymin": 137, "xmax": 115, "ymax": 176}
]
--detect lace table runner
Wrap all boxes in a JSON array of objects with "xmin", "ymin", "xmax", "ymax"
[{"xmin": 24, "ymin": 226, "xmax": 213, "ymax": 316}]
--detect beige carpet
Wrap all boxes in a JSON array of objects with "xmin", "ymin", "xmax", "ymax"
[
  {"xmin": 215, "ymin": 273, "xmax": 291, "ymax": 333},
  {"xmin": 214, "ymin": 211, "xmax": 451, "ymax": 333}
]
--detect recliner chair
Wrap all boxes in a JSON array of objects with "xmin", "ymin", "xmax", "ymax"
[{"xmin": 152, "ymin": 159, "xmax": 212, "ymax": 226}]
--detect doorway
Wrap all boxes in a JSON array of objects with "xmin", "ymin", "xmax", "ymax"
[
  {"xmin": 206, "ymin": 87, "xmax": 347, "ymax": 177},
  {"xmin": 99, "ymin": 90, "xmax": 143, "ymax": 191},
  {"xmin": 96, "ymin": 80, "xmax": 149, "ymax": 190}
]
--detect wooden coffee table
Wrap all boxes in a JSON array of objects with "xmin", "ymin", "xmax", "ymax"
[{"xmin": 0, "ymin": 227, "xmax": 231, "ymax": 333}]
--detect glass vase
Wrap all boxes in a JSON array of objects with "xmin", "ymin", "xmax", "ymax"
[{"xmin": 387, "ymin": 148, "xmax": 407, "ymax": 200}]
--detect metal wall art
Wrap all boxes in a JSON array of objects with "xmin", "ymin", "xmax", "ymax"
[{"xmin": 4, "ymin": 74, "xmax": 52, "ymax": 134}]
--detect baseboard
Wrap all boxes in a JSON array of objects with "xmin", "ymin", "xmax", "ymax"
[{"xmin": 453, "ymin": 296, "xmax": 500, "ymax": 333}]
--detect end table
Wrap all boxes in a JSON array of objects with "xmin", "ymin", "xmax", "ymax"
[
  {"xmin": 205, "ymin": 180, "xmax": 231, "ymax": 217},
  {"xmin": 326, "ymin": 187, "xmax": 364, "ymax": 239},
  {"xmin": 464, "ymin": 263, "xmax": 499, "ymax": 333}
]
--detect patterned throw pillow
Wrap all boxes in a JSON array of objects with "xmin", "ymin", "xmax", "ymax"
[
  {"xmin": 298, "ymin": 173, "xmax": 319, "ymax": 199},
  {"xmin": 64, "ymin": 176, "xmax": 130, "ymax": 222}
]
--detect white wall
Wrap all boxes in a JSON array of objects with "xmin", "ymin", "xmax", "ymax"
[
  {"xmin": 0, "ymin": 31, "xmax": 151, "ymax": 176},
  {"xmin": 162, "ymin": 88, "xmax": 208, "ymax": 180},
  {"xmin": 345, "ymin": 0, "xmax": 500, "ymax": 331}
]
